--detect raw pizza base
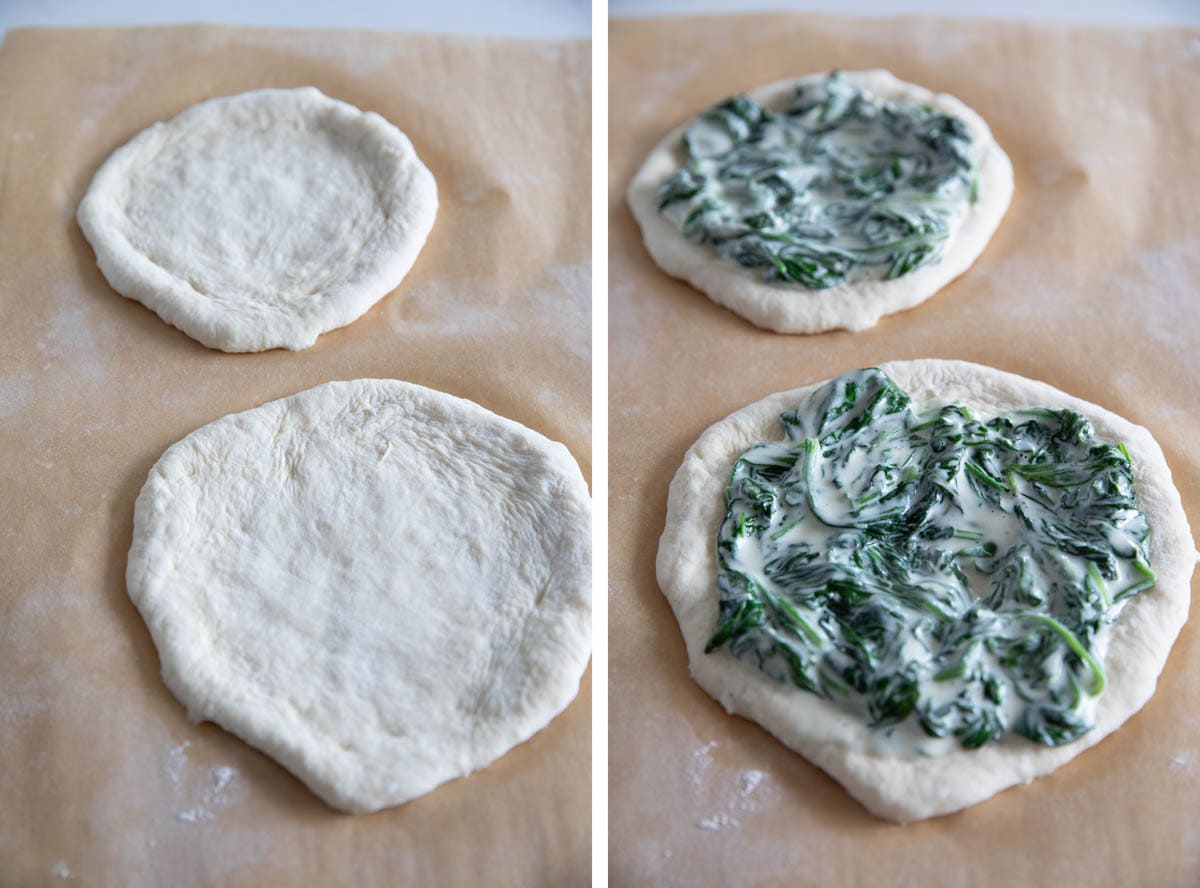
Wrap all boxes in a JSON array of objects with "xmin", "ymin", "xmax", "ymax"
[
  {"xmin": 78, "ymin": 87, "xmax": 438, "ymax": 353},
  {"xmin": 656, "ymin": 359, "xmax": 1194, "ymax": 822},
  {"xmin": 127, "ymin": 379, "xmax": 591, "ymax": 813},
  {"xmin": 627, "ymin": 70, "xmax": 1014, "ymax": 334}
]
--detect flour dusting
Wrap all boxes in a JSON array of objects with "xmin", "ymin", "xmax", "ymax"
[
  {"xmin": 634, "ymin": 58, "xmax": 706, "ymax": 120},
  {"xmin": 176, "ymin": 765, "xmax": 241, "ymax": 824},
  {"xmin": 738, "ymin": 769, "xmax": 765, "ymax": 797},
  {"xmin": 0, "ymin": 374, "xmax": 33, "ymax": 421},
  {"xmin": 50, "ymin": 860, "xmax": 72, "ymax": 879},
  {"xmin": 392, "ymin": 275, "xmax": 519, "ymax": 337},
  {"xmin": 77, "ymin": 70, "xmax": 141, "ymax": 131},
  {"xmin": 0, "ymin": 693, "xmax": 50, "ymax": 727},
  {"xmin": 1114, "ymin": 240, "xmax": 1200, "ymax": 348},
  {"xmin": 532, "ymin": 261, "xmax": 591, "ymax": 361},
  {"xmin": 549, "ymin": 259, "xmax": 590, "ymax": 301},
  {"xmin": 40, "ymin": 282, "xmax": 112, "ymax": 383},
  {"xmin": 1170, "ymin": 750, "xmax": 1195, "ymax": 772},
  {"xmin": 686, "ymin": 740, "xmax": 717, "ymax": 787},
  {"xmin": 234, "ymin": 31, "xmax": 407, "ymax": 78},
  {"xmin": 163, "ymin": 740, "xmax": 190, "ymax": 787},
  {"xmin": 686, "ymin": 739, "xmax": 778, "ymax": 832},
  {"xmin": 697, "ymin": 813, "xmax": 740, "ymax": 831}
]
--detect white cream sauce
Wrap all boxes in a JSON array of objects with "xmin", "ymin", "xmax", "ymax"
[
  {"xmin": 659, "ymin": 75, "xmax": 976, "ymax": 287},
  {"xmin": 721, "ymin": 383, "xmax": 1148, "ymax": 758}
]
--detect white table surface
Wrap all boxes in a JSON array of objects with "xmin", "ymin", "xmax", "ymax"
[
  {"xmin": 4, "ymin": 1, "xmax": 1196, "ymax": 44},
  {"xmin": 610, "ymin": 0, "xmax": 1200, "ymax": 26},
  {"xmin": 0, "ymin": 0, "xmax": 592, "ymax": 41}
]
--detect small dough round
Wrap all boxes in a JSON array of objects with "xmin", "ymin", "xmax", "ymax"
[
  {"xmin": 127, "ymin": 379, "xmax": 591, "ymax": 813},
  {"xmin": 628, "ymin": 71, "xmax": 1014, "ymax": 334},
  {"xmin": 78, "ymin": 88, "xmax": 438, "ymax": 352},
  {"xmin": 657, "ymin": 360, "xmax": 1194, "ymax": 822}
]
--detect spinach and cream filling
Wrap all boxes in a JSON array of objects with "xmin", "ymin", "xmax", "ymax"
[
  {"xmin": 657, "ymin": 72, "xmax": 978, "ymax": 289},
  {"xmin": 710, "ymin": 369, "xmax": 1156, "ymax": 754}
]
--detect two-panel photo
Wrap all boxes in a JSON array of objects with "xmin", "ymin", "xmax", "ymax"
[{"xmin": 1, "ymin": 1, "xmax": 1198, "ymax": 886}]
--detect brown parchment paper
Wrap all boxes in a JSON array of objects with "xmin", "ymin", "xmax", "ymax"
[
  {"xmin": 609, "ymin": 14, "xmax": 1200, "ymax": 888},
  {"xmin": 0, "ymin": 25, "xmax": 590, "ymax": 888}
]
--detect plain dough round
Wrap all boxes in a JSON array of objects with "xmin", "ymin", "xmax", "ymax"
[
  {"xmin": 78, "ymin": 87, "xmax": 438, "ymax": 352},
  {"xmin": 657, "ymin": 360, "xmax": 1194, "ymax": 822},
  {"xmin": 127, "ymin": 379, "xmax": 591, "ymax": 813},
  {"xmin": 628, "ymin": 71, "xmax": 1014, "ymax": 334}
]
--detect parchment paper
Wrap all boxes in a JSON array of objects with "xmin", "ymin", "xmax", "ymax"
[
  {"xmin": 0, "ymin": 25, "xmax": 590, "ymax": 888},
  {"xmin": 609, "ymin": 14, "xmax": 1200, "ymax": 887}
]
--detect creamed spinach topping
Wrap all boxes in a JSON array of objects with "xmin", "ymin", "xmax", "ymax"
[
  {"xmin": 657, "ymin": 72, "xmax": 978, "ymax": 289},
  {"xmin": 710, "ymin": 369, "xmax": 1156, "ymax": 753}
]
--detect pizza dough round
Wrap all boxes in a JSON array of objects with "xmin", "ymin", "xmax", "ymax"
[
  {"xmin": 628, "ymin": 71, "xmax": 1014, "ymax": 334},
  {"xmin": 78, "ymin": 88, "xmax": 438, "ymax": 353},
  {"xmin": 657, "ymin": 360, "xmax": 1194, "ymax": 822},
  {"xmin": 127, "ymin": 379, "xmax": 591, "ymax": 813}
]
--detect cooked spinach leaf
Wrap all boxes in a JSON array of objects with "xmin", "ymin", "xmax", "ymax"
[
  {"xmin": 657, "ymin": 72, "xmax": 977, "ymax": 289},
  {"xmin": 709, "ymin": 368, "xmax": 1155, "ymax": 751}
]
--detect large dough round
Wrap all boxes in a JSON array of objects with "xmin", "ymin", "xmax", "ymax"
[
  {"xmin": 628, "ymin": 71, "xmax": 1014, "ymax": 334},
  {"xmin": 657, "ymin": 360, "xmax": 1194, "ymax": 822},
  {"xmin": 78, "ymin": 88, "xmax": 438, "ymax": 353},
  {"xmin": 127, "ymin": 379, "xmax": 591, "ymax": 813}
]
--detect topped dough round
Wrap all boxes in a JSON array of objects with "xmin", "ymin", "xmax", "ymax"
[
  {"xmin": 78, "ymin": 88, "xmax": 438, "ymax": 352},
  {"xmin": 628, "ymin": 70, "xmax": 1013, "ymax": 334},
  {"xmin": 127, "ymin": 379, "xmax": 591, "ymax": 813},
  {"xmin": 657, "ymin": 360, "xmax": 1193, "ymax": 821}
]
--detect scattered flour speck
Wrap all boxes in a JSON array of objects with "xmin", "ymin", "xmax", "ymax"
[
  {"xmin": 50, "ymin": 860, "xmax": 71, "ymax": 879},
  {"xmin": 176, "ymin": 765, "xmax": 241, "ymax": 824},
  {"xmin": 738, "ymin": 769, "xmax": 765, "ymax": 797},
  {"xmin": 731, "ymin": 768, "xmax": 775, "ymax": 816},
  {"xmin": 1170, "ymin": 751, "xmax": 1195, "ymax": 772},
  {"xmin": 163, "ymin": 740, "xmax": 190, "ymax": 787},
  {"xmin": 697, "ymin": 813, "xmax": 740, "ymax": 831},
  {"xmin": 212, "ymin": 766, "xmax": 236, "ymax": 792},
  {"xmin": 686, "ymin": 745, "xmax": 777, "ymax": 828},
  {"xmin": 686, "ymin": 740, "xmax": 717, "ymax": 787}
]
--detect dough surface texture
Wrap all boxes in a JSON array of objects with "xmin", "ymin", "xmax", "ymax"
[
  {"xmin": 657, "ymin": 360, "xmax": 1193, "ymax": 821},
  {"xmin": 628, "ymin": 71, "xmax": 1013, "ymax": 334},
  {"xmin": 128, "ymin": 379, "xmax": 591, "ymax": 813},
  {"xmin": 78, "ymin": 87, "xmax": 437, "ymax": 352}
]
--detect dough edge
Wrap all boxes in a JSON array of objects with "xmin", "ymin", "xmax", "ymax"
[
  {"xmin": 656, "ymin": 359, "xmax": 1194, "ymax": 822},
  {"xmin": 627, "ymin": 70, "xmax": 1015, "ymax": 334},
  {"xmin": 127, "ymin": 378, "xmax": 592, "ymax": 813},
  {"xmin": 77, "ymin": 87, "xmax": 438, "ymax": 353}
]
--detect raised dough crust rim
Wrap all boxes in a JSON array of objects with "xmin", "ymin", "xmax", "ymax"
[
  {"xmin": 627, "ymin": 70, "xmax": 1015, "ymax": 334},
  {"xmin": 656, "ymin": 359, "xmax": 1194, "ymax": 822}
]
